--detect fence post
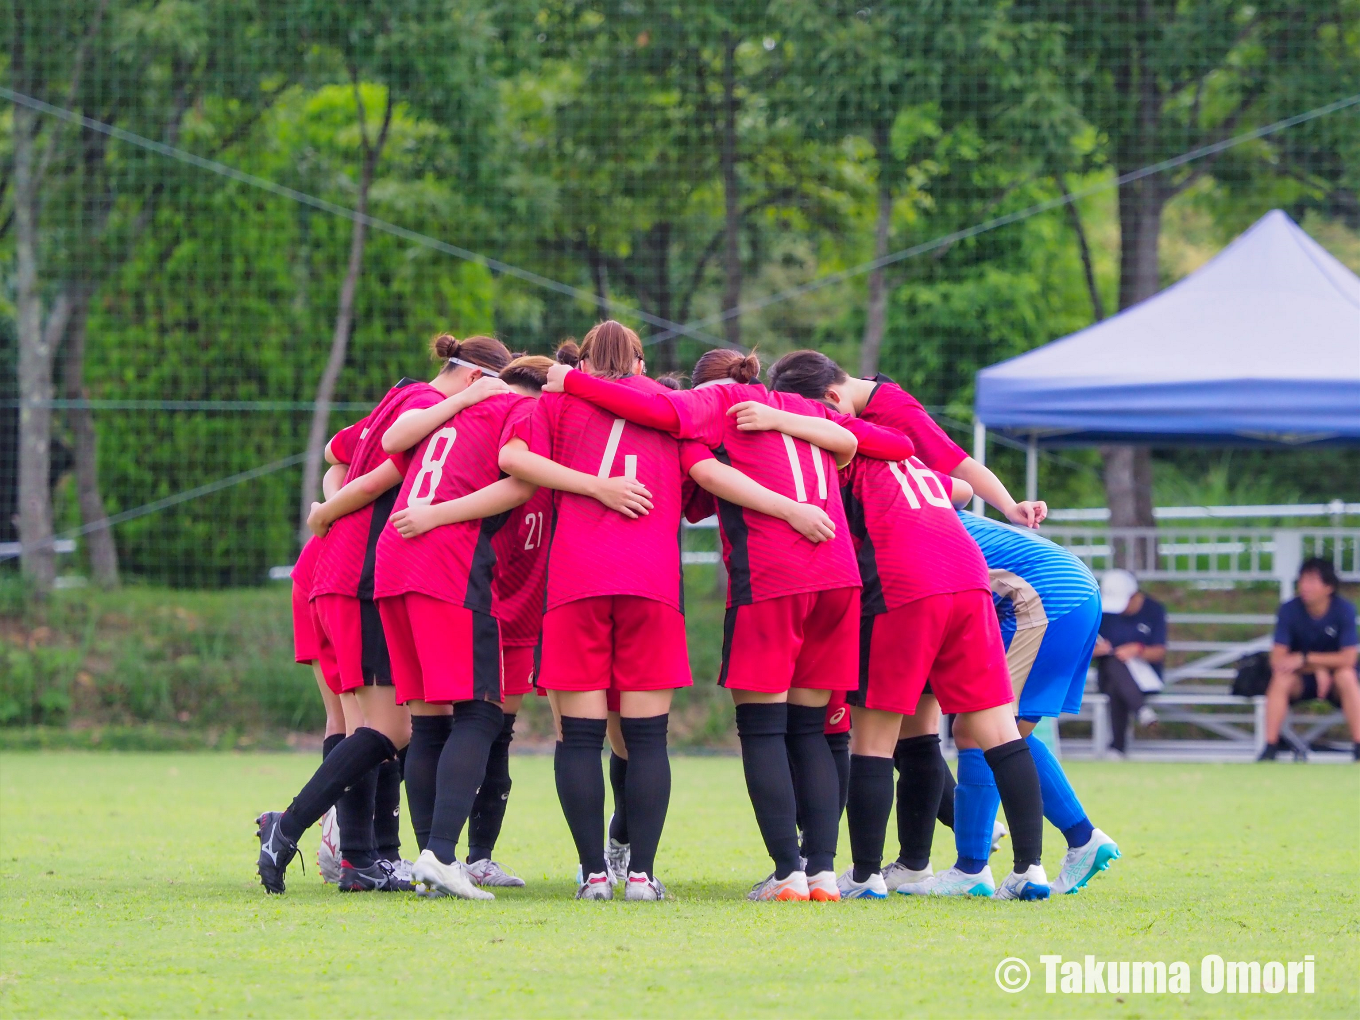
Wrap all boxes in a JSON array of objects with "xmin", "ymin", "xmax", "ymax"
[
  {"xmin": 1273, "ymin": 529, "xmax": 1302, "ymax": 603},
  {"xmin": 1025, "ymin": 433, "xmax": 1038, "ymax": 503}
]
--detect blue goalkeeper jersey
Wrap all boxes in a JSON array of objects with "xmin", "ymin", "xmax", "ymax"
[{"xmin": 958, "ymin": 512, "xmax": 1099, "ymax": 639}]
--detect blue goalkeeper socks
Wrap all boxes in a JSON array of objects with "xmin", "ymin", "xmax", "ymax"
[
  {"xmin": 952, "ymin": 749, "xmax": 998, "ymax": 874},
  {"xmin": 1025, "ymin": 733, "xmax": 1094, "ymax": 848}
]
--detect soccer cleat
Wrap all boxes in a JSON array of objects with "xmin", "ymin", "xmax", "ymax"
[
  {"xmin": 411, "ymin": 850, "xmax": 494, "ymax": 900},
  {"xmin": 317, "ymin": 807, "xmax": 342, "ymax": 884},
  {"xmin": 606, "ymin": 836, "xmax": 631, "ymax": 888},
  {"xmin": 806, "ymin": 870, "xmax": 841, "ymax": 902},
  {"xmin": 337, "ymin": 858, "xmax": 414, "ymax": 893},
  {"xmin": 576, "ymin": 871, "xmax": 614, "ymax": 900},
  {"xmin": 1050, "ymin": 828, "xmax": 1120, "ymax": 894},
  {"xmin": 623, "ymin": 872, "xmax": 667, "ymax": 901},
  {"xmin": 466, "ymin": 858, "xmax": 526, "ymax": 887},
  {"xmin": 256, "ymin": 811, "xmax": 299, "ymax": 894},
  {"xmin": 390, "ymin": 858, "xmax": 415, "ymax": 885},
  {"xmin": 898, "ymin": 865, "xmax": 995, "ymax": 897},
  {"xmin": 991, "ymin": 820, "xmax": 1009, "ymax": 855},
  {"xmin": 747, "ymin": 871, "xmax": 810, "ymax": 901},
  {"xmin": 993, "ymin": 863, "xmax": 1051, "ymax": 901},
  {"xmin": 881, "ymin": 861, "xmax": 932, "ymax": 892},
  {"xmin": 836, "ymin": 868, "xmax": 888, "ymax": 900}
]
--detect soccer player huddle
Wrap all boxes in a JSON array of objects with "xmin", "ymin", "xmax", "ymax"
[{"xmin": 257, "ymin": 321, "xmax": 1122, "ymax": 904}]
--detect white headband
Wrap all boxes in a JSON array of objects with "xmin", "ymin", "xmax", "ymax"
[{"xmin": 448, "ymin": 357, "xmax": 500, "ymax": 378}]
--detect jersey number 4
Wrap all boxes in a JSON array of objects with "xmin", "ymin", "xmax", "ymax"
[
  {"xmin": 408, "ymin": 425, "xmax": 457, "ymax": 507},
  {"xmin": 887, "ymin": 458, "xmax": 952, "ymax": 509}
]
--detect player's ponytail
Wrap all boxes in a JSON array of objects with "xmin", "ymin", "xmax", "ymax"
[
  {"xmin": 578, "ymin": 319, "xmax": 643, "ymax": 379},
  {"xmin": 501, "ymin": 354, "xmax": 555, "ymax": 392},
  {"xmin": 432, "ymin": 333, "xmax": 512, "ymax": 376},
  {"xmin": 768, "ymin": 350, "xmax": 848, "ymax": 401},
  {"xmin": 691, "ymin": 348, "xmax": 760, "ymax": 386},
  {"xmin": 555, "ymin": 339, "xmax": 582, "ymax": 367}
]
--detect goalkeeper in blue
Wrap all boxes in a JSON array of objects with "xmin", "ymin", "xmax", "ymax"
[{"xmin": 897, "ymin": 512, "xmax": 1120, "ymax": 896}]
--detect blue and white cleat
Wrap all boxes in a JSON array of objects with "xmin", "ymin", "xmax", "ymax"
[
  {"xmin": 898, "ymin": 864, "xmax": 995, "ymax": 897},
  {"xmin": 993, "ymin": 863, "xmax": 1050, "ymax": 901},
  {"xmin": 836, "ymin": 868, "xmax": 888, "ymax": 900},
  {"xmin": 1050, "ymin": 828, "xmax": 1120, "ymax": 894}
]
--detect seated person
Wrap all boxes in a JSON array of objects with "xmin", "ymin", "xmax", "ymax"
[
  {"xmin": 1259, "ymin": 558, "xmax": 1359, "ymax": 761},
  {"xmin": 1092, "ymin": 569, "xmax": 1167, "ymax": 756}
]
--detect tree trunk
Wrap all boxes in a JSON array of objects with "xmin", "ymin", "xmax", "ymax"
[
  {"xmin": 587, "ymin": 242, "xmax": 609, "ymax": 320},
  {"xmin": 13, "ymin": 105, "xmax": 57, "ymax": 592},
  {"xmin": 651, "ymin": 221, "xmax": 675, "ymax": 373},
  {"xmin": 300, "ymin": 89, "xmax": 392, "ymax": 535},
  {"xmin": 61, "ymin": 282, "xmax": 119, "ymax": 586},
  {"xmin": 859, "ymin": 132, "xmax": 893, "ymax": 376},
  {"xmin": 1055, "ymin": 171, "xmax": 1105, "ymax": 323},
  {"xmin": 719, "ymin": 31, "xmax": 742, "ymax": 348}
]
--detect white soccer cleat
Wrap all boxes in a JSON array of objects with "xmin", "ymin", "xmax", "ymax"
[
  {"xmin": 1050, "ymin": 828, "xmax": 1120, "ymax": 895},
  {"xmin": 390, "ymin": 858, "xmax": 414, "ymax": 884},
  {"xmin": 806, "ymin": 870, "xmax": 841, "ymax": 902},
  {"xmin": 991, "ymin": 820, "xmax": 1009, "ymax": 855},
  {"xmin": 466, "ymin": 858, "xmax": 526, "ymax": 888},
  {"xmin": 317, "ymin": 807, "xmax": 342, "ymax": 884},
  {"xmin": 623, "ymin": 872, "xmax": 667, "ymax": 901},
  {"xmin": 747, "ymin": 870, "xmax": 810, "ymax": 901},
  {"xmin": 836, "ymin": 868, "xmax": 887, "ymax": 900},
  {"xmin": 605, "ymin": 836, "xmax": 631, "ymax": 888},
  {"xmin": 993, "ymin": 863, "xmax": 1051, "ymax": 901},
  {"xmin": 410, "ymin": 849, "xmax": 494, "ymax": 901},
  {"xmin": 881, "ymin": 861, "xmax": 933, "ymax": 892},
  {"xmin": 576, "ymin": 870, "xmax": 614, "ymax": 900},
  {"xmin": 898, "ymin": 864, "xmax": 996, "ymax": 897}
]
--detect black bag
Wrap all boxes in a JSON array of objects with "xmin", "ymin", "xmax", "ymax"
[{"xmin": 1231, "ymin": 652, "xmax": 1272, "ymax": 697}]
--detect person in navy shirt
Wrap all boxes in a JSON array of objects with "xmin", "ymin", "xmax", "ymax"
[
  {"xmin": 1260, "ymin": 558, "xmax": 1359, "ymax": 761},
  {"xmin": 1093, "ymin": 570, "xmax": 1168, "ymax": 755}
]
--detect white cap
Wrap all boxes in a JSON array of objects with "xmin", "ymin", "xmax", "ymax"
[{"xmin": 1100, "ymin": 569, "xmax": 1139, "ymax": 614}]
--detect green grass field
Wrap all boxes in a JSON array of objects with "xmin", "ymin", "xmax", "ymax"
[{"xmin": 1, "ymin": 753, "xmax": 1356, "ymax": 1018}]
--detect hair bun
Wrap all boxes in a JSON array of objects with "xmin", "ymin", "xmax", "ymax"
[
  {"xmin": 728, "ymin": 351, "xmax": 761, "ymax": 384},
  {"xmin": 432, "ymin": 334, "xmax": 461, "ymax": 360},
  {"xmin": 555, "ymin": 340, "xmax": 581, "ymax": 367}
]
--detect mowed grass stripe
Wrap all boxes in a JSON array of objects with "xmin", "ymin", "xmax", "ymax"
[{"xmin": 0, "ymin": 754, "xmax": 1356, "ymax": 1018}]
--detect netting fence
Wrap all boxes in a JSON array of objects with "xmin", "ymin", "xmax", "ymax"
[{"xmin": 4, "ymin": 2, "xmax": 1359, "ymax": 588}]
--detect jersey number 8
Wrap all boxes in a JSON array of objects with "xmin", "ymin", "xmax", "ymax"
[{"xmin": 408, "ymin": 425, "xmax": 458, "ymax": 507}]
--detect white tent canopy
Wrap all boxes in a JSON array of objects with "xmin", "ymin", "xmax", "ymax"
[{"xmin": 974, "ymin": 209, "xmax": 1360, "ymax": 448}]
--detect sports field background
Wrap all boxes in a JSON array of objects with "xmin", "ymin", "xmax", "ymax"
[{"xmin": 1, "ymin": 753, "xmax": 1356, "ymax": 1018}]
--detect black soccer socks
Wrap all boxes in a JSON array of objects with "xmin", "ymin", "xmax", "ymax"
[
  {"xmin": 404, "ymin": 714, "xmax": 451, "ymax": 853},
  {"xmin": 620, "ymin": 714, "xmax": 670, "ymax": 878},
  {"xmin": 322, "ymin": 733, "xmax": 345, "ymax": 761},
  {"xmin": 827, "ymin": 730, "xmax": 851, "ymax": 818},
  {"xmin": 374, "ymin": 758, "xmax": 403, "ymax": 862},
  {"xmin": 336, "ymin": 765, "xmax": 379, "ymax": 868},
  {"xmin": 734, "ymin": 702, "xmax": 801, "ymax": 879},
  {"xmin": 555, "ymin": 716, "xmax": 608, "ymax": 878},
  {"xmin": 786, "ymin": 703, "xmax": 841, "ymax": 877},
  {"xmin": 468, "ymin": 712, "xmax": 516, "ymax": 863},
  {"xmin": 427, "ymin": 700, "xmax": 505, "ymax": 866},
  {"xmin": 281, "ymin": 726, "xmax": 398, "ymax": 843},
  {"xmin": 984, "ymin": 738, "xmax": 1044, "ymax": 872},
  {"xmin": 893, "ymin": 734, "xmax": 947, "ymax": 871},
  {"xmin": 847, "ymin": 754, "xmax": 895, "ymax": 883},
  {"xmin": 607, "ymin": 752, "xmax": 629, "ymax": 845}
]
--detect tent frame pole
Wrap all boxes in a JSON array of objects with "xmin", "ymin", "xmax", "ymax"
[
  {"xmin": 972, "ymin": 419, "xmax": 986, "ymax": 515},
  {"xmin": 1025, "ymin": 432, "xmax": 1038, "ymax": 503}
]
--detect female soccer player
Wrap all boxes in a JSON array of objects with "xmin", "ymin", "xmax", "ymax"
[
  {"xmin": 544, "ymin": 343, "xmax": 915, "ymax": 901},
  {"xmin": 769, "ymin": 349, "xmax": 1051, "ymax": 901},
  {"xmin": 254, "ymin": 335, "xmax": 511, "ymax": 894},
  {"xmin": 502, "ymin": 323, "xmax": 852, "ymax": 900}
]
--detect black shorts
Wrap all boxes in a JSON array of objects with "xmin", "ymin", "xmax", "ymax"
[{"xmin": 1293, "ymin": 673, "xmax": 1343, "ymax": 708}]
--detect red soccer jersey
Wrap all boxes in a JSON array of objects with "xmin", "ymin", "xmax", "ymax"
[
  {"xmin": 860, "ymin": 375, "xmax": 968, "ymax": 474},
  {"xmin": 839, "ymin": 453, "xmax": 990, "ymax": 614},
  {"xmin": 521, "ymin": 375, "xmax": 710, "ymax": 613},
  {"xmin": 311, "ymin": 379, "xmax": 445, "ymax": 600},
  {"xmin": 374, "ymin": 393, "xmax": 533, "ymax": 613},
  {"xmin": 489, "ymin": 399, "xmax": 550, "ymax": 645},
  {"xmin": 664, "ymin": 383, "xmax": 861, "ymax": 607},
  {"xmin": 293, "ymin": 535, "xmax": 322, "ymax": 590},
  {"xmin": 328, "ymin": 416, "xmax": 369, "ymax": 464}
]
